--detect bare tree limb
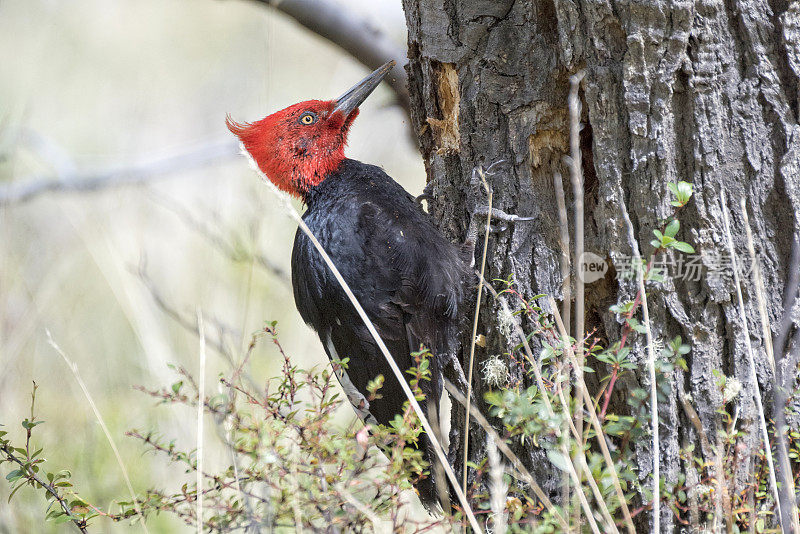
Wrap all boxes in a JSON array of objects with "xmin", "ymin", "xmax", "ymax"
[
  {"xmin": 245, "ymin": 0, "xmax": 410, "ymax": 116},
  {"xmin": 0, "ymin": 140, "xmax": 239, "ymax": 206}
]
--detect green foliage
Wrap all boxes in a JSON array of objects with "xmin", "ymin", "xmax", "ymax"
[
  {"xmin": 2, "ymin": 329, "xmax": 451, "ymax": 532},
  {"xmin": 667, "ymin": 181, "xmax": 693, "ymax": 208},
  {"xmin": 651, "ymin": 183, "xmax": 696, "ymax": 253},
  {"xmin": 651, "ymin": 219, "xmax": 695, "ymax": 253},
  {"xmin": 1, "ymin": 383, "xmax": 98, "ymax": 532}
]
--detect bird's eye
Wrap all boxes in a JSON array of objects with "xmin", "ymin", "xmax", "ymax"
[{"xmin": 299, "ymin": 112, "xmax": 317, "ymax": 125}]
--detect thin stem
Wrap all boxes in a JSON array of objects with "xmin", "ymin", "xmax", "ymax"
[
  {"xmin": 47, "ymin": 332, "xmax": 148, "ymax": 533},
  {"xmin": 553, "ymin": 171, "xmax": 571, "ymax": 334},
  {"xmin": 599, "ymin": 366, "xmax": 619, "ymax": 419},
  {"xmin": 740, "ymin": 196, "xmax": 800, "ymax": 534},
  {"xmin": 196, "ymin": 310, "xmax": 206, "ymax": 533},
  {"xmin": 463, "ymin": 166, "xmax": 493, "ymax": 496},
  {"xmin": 615, "ymin": 182, "xmax": 660, "ymax": 533},
  {"xmin": 567, "ymin": 74, "xmax": 586, "ymax": 532},
  {"xmin": 637, "ymin": 249, "xmax": 660, "ymax": 534},
  {"xmin": 719, "ymin": 190, "xmax": 784, "ymax": 530}
]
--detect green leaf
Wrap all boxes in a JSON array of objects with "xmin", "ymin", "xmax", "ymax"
[
  {"xmin": 664, "ymin": 219, "xmax": 680, "ymax": 238},
  {"xmin": 5, "ymin": 469, "xmax": 24, "ymax": 482},
  {"xmin": 53, "ymin": 513, "xmax": 74, "ymax": 525},
  {"xmin": 668, "ymin": 181, "xmax": 693, "ymax": 207},
  {"xmin": 53, "ymin": 470, "xmax": 71, "ymax": 482},
  {"xmin": 677, "ymin": 181, "xmax": 693, "ymax": 200},
  {"xmin": 667, "ymin": 182, "xmax": 679, "ymax": 197},
  {"xmin": 21, "ymin": 420, "xmax": 44, "ymax": 430},
  {"xmin": 627, "ymin": 318, "xmax": 648, "ymax": 334},
  {"xmin": 671, "ymin": 241, "xmax": 695, "ymax": 253},
  {"xmin": 8, "ymin": 481, "xmax": 26, "ymax": 502},
  {"xmin": 546, "ymin": 449, "xmax": 571, "ymax": 472}
]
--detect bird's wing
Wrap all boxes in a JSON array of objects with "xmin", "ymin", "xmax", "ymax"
[{"xmin": 353, "ymin": 197, "xmax": 464, "ymax": 357}]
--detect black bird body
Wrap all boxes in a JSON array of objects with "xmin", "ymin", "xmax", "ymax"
[
  {"xmin": 291, "ymin": 158, "xmax": 466, "ymax": 506},
  {"xmin": 227, "ymin": 61, "xmax": 466, "ymax": 508}
]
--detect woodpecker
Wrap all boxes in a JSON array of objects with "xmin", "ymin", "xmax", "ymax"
[{"xmin": 228, "ymin": 61, "xmax": 466, "ymax": 508}]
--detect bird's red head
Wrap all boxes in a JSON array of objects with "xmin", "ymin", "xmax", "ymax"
[{"xmin": 227, "ymin": 61, "xmax": 395, "ymax": 199}]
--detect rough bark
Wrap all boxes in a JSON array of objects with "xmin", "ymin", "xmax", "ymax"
[{"xmin": 401, "ymin": 0, "xmax": 800, "ymax": 531}]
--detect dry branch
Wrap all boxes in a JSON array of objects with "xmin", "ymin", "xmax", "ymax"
[
  {"xmin": 0, "ymin": 140, "xmax": 239, "ymax": 206},
  {"xmin": 248, "ymin": 0, "xmax": 410, "ymax": 116}
]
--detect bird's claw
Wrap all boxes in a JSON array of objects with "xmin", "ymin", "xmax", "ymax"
[
  {"xmin": 471, "ymin": 205, "xmax": 535, "ymax": 224},
  {"xmin": 416, "ymin": 192, "xmax": 434, "ymax": 206}
]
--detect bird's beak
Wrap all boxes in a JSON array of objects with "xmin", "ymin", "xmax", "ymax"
[{"xmin": 332, "ymin": 60, "xmax": 396, "ymax": 118}]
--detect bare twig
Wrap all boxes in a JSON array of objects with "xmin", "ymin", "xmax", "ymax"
[
  {"xmin": 566, "ymin": 75, "xmax": 586, "ymax": 520},
  {"xmin": 463, "ymin": 166, "xmax": 493, "ymax": 496},
  {"xmin": 486, "ymin": 435, "xmax": 508, "ymax": 534},
  {"xmin": 1, "ymin": 140, "xmax": 238, "ymax": 206},
  {"xmin": 615, "ymin": 183, "xmax": 660, "ymax": 533},
  {"xmin": 719, "ymin": 190, "xmax": 783, "ymax": 528},
  {"xmin": 196, "ymin": 310, "xmax": 206, "ymax": 533},
  {"xmin": 553, "ymin": 169, "xmax": 573, "ymax": 519},
  {"xmin": 134, "ymin": 262, "xmax": 238, "ymax": 363},
  {"xmin": 740, "ymin": 200, "xmax": 777, "ymax": 376},
  {"xmin": 623, "ymin": 228, "xmax": 660, "ymax": 529},
  {"xmin": 247, "ymin": 0, "xmax": 410, "ymax": 116},
  {"xmin": 553, "ymin": 171, "xmax": 571, "ymax": 334},
  {"xmin": 567, "ymin": 71, "xmax": 585, "ymax": 344},
  {"xmin": 148, "ymin": 192, "xmax": 290, "ymax": 286}
]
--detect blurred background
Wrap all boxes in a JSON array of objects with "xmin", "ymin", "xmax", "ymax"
[{"xmin": 0, "ymin": 1, "xmax": 422, "ymax": 531}]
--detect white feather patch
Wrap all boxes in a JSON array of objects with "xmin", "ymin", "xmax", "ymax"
[{"xmin": 325, "ymin": 331, "xmax": 377, "ymax": 425}]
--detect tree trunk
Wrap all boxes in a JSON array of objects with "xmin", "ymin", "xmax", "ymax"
[{"xmin": 401, "ymin": 0, "xmax": 800, "ymax": 531}]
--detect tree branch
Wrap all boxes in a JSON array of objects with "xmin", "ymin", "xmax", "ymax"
[
  {"xmin": 246, "ymin": 0, "xmax": 410, "ymax": 116},
  {"xmin": 0, "ymin": 140, "xmax": 239, "ymax": 206},
  {"xmin": 1, "ymin": 443, "xmax": 90, "ymax": 533}
]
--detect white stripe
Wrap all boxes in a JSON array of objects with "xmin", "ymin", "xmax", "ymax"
[{"xmin": 325, "ymin": 332, "xmax": 377, "ymax": 425}]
